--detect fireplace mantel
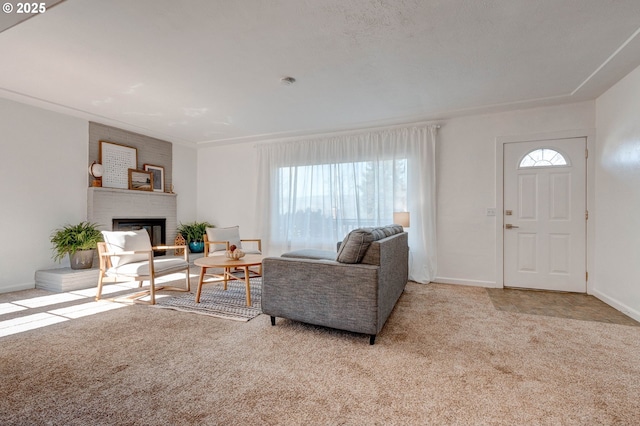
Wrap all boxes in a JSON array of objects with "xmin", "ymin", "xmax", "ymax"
[{"xmin": 87, "ymin": 187, "xmax": 178, "ymax": 244}]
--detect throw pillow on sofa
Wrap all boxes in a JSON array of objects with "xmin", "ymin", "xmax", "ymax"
[
  {"xmin": 336, "ymin": 225, "xmax": 404, "ymax": 264},
  {"xmin": 336, "ymin": 228, "xmax": 376, "ymax": 263}
]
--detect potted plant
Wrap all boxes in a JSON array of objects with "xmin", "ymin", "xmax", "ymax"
[
  {"xmin": 50, "ymin": 221, "xmax": 103, "ymax": 270},
  {"xmin": 177, "ymin": 221, "xmax": 213, "ymax": 253}
]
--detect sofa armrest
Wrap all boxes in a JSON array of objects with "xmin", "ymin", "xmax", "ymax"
[{"xmin": 262, "ymin": 257, "xmax": 380, "ymax": 335}]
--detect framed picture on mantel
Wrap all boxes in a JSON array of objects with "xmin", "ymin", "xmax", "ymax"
[
  {"xmin": 128, "ymin": 169, "xmax": 153, "ymax": 191},
  {"xmin": 100, "ymin": 141, "xmax": 137, "ymax": 189},
  {"xmin": 143, "ymin": 164, "xmax": 165, "ymax": 192}
]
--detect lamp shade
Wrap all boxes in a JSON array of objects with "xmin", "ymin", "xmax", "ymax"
[{"xmin": 393, "ymin": 212, "xmax": 410, "ymax": 228}]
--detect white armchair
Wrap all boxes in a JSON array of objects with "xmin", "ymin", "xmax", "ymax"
[
  {"xmin": 203, "ymin": 226, "xmax": 262, "ymax": 257},
  {"xmin": 96, "ymin": 229, "xmax": 190, "ymax": 305},
  {"xmin": 203, "ymin": 226, "xmax": 262, "ymax": 276}
]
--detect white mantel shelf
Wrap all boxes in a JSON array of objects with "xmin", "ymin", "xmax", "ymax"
[{"xmin": 88, "ymin": 187, "xmax": 177, "ymax": 197}]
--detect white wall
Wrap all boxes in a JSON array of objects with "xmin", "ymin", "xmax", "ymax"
[
  {"xmin": 594, "ymin": 64, "xmax": 640, "ymax": 321},
  {"xmin": 173, "ymin": 143, "xmax": 198, "ymax": 224},
  {"xmin": 436, "ymin": 101, "xmax": 595, "ymax": 286},
  {"xmin": 196, "ymin": 143, "xmax": 259, "ymax": 237},
  {"xmin": 0, "ymin": 98, "xmax": 88, "ymax": 292}
]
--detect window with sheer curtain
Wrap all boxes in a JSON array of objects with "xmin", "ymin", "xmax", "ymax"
[
  {"xmin": 275, "ymin": 158, "xmax": 407, "ymax": 247},
  {"xmin": 257, "ymin": 125, "xmax": 437, "ymax": 283}
]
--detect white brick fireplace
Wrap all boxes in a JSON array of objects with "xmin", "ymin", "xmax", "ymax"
[{"xmin": 87, "ymin": 187, "xmax": 178, "ymax": 245}]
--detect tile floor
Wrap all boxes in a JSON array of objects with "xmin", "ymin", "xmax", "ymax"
[{"xmin": 486, "ymin": 288, "xmax": 639, "ymax": 326}]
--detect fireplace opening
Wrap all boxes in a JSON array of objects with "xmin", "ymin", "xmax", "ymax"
[{"xmin": 112, "ymin": 218, "xmax": 166, "ymax": 256}]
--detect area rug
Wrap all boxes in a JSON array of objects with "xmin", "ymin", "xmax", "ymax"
[{"xmin": 153, "ymin": 277, "xmax": 262, "ymax": 321}]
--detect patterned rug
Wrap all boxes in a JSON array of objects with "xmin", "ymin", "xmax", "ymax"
[{"xmin": 153, "ymin": 277, "xmax": 262, "ymax": 321}]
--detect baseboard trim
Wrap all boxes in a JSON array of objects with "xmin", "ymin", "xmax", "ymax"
[
  {"xmin": 591, "ymin": 289, "xmax": 640, "ymax": 323},
  {"xmin": 0, "ymin": 282, "xmax": 35, "ymax": 294},
  {"xmin": 433, "ymin": 277, "xmax": 499, "ymax": 288}
]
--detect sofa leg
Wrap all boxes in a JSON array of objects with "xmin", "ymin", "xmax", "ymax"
[
  {"xmin": 270, "ymin": 316, "xmax": 276, "ymax": 326},
  {"xmin": 369, "ymin": 335, "xmax": 376, "ymax": 345}
]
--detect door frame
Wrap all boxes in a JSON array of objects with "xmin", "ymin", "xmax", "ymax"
[{"xmin": 495, "ymin": 129, "xmax": 596, "ymax": 293}]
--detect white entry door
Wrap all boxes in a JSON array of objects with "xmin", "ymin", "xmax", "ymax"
[{"xmin": 503, "ymin": 138, "xmax": 586, "ymax": 292}]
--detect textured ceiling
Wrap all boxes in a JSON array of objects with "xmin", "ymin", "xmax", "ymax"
[{"xmin": 1, "ymin": 0, "xmax": 640, "ymax": 146}]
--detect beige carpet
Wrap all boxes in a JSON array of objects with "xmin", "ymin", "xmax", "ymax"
[{"xmin": 1, "ymin": 281, "xmax": 639, "ymax": 425}]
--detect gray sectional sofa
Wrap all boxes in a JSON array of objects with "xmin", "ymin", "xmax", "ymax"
[{"xmin": 261, "ymin": 225, "xmax": 409, "ymax": 344}]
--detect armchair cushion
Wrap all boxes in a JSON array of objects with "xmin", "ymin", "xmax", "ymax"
[
  {"xmin": 101, "ymin": 229, "xmax": 152, "ymax": 267},
  {"xmin": 206, "ymin": 226, "xmax": 242, "ymax": 252},
  {"xmin": 106, "ymin": 257, "xmax": 189, "ymax": 277}
]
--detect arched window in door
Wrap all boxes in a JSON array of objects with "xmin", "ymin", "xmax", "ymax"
[{"xmin": 519, "ymin": 148, "xmax": 568, "ymax": 168}]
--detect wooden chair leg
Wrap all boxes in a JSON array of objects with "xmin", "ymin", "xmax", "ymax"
[
  {"xmin": 95, "ymin": 272, "xmax": 105, "ymax": 301},
  {"xmin": 196, "ymin": 266, "xmax": 206, "ymax": 303},
  {"xmin": 243, "ymin": 266, "xmax": 251, "ymax": 306},
  {"xmin": 149, "ymin": 277, "xmax": 156, "ymax": 305},
  {"xmin": 223, "ymin": 267, "xmax": 230, "ymax": 290},
  {"xmin": 184, "ymin": 267, "xmax": 191, "ymax": 292}
]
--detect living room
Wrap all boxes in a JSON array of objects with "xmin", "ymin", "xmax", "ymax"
[
  {"xmin": 0, "ymin": 1, "xmax": 638, "ymax": 315},
  {"xmin": 1, "ymin": 1, "xmax": 640, "ymax": 423}
]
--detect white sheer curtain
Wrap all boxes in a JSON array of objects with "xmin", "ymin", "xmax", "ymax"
[{"xmin": 257, "ymin": 125, "xmax": 437, "ymax": 283}]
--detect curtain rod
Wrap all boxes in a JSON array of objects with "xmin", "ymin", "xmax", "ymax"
[{"xmin": 252, "ymin": 122, "xmax": 442, "ymax": 148}]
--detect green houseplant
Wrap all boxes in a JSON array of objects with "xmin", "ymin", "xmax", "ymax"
[
  {"xmin": 177, "ymin": 221, "xmax": 213, "ymax": 253},
  {"xmin": 50, "ymin": 221, "xmax": 103, "ymax": 270}
]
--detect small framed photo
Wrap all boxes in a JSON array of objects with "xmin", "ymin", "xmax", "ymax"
[
  {"xmin": 128, "ymin": 169, "xmax": 153, "ymax": 191},
  {"xmin": 143, "ymin": 164, "xmax": 165, "ymax": 192}
]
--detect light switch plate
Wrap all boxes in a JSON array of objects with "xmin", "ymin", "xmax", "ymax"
[{"xmin": 486, "ymin": 208, "xmax": 496, "ymax": 216}]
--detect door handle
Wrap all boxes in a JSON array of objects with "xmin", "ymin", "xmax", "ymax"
[{"xmin": 505, "ymin": 224, "xmax": 519, "ymax": 229}]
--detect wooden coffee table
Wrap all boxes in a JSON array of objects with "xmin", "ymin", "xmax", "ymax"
[{"xmin": 194, "ymin": 254, "xmax": 263, "ymax": 306}]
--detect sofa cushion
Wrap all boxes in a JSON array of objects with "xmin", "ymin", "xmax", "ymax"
[
  {"xmin": 101, "ymin": 229, "xmax": 152, "ymax": 267},
  {"xmin": 336, "ymin": 229, "xmax": 377, "ymax": 264},
  {"xmin": 282, "ymin": 249, "xmax": 337, "ymax": 261},
  {"xmin": 206, "ymin": 226, "xmax": 242, "ymax": 253}
]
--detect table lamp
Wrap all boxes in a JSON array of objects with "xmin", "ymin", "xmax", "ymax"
[{"xmin": 393, "ymin": 212, "xmax": 410, "ymax": 228}]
